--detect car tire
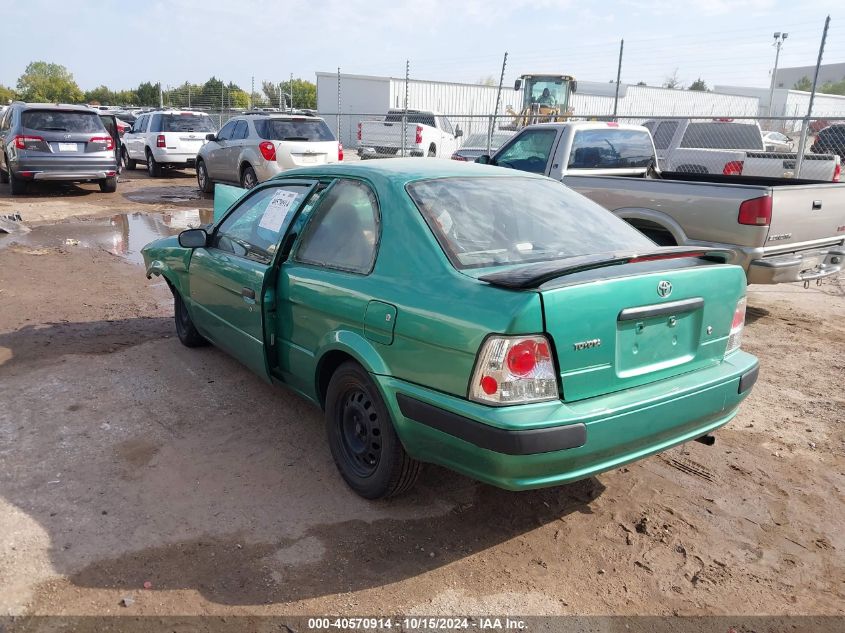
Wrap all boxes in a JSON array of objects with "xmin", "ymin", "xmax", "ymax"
[
  {"xmin": 427, "ymin": 144, "xmax": 437, "ymax": 158},
  {"xmin": 325, "ymin": 361, "xmax": 422, "ymax": 499},
  {"xmin": 122, "ymin": 148, "xmax": 137, "ymax": 170},
  {"xmin": 0, "ymin": 154, "xmax": 9, "ymax": 184},
  {"xmin": 174, "ymin": 291, "xmax": 207, "ymax": 348},
  {"xmin": 9, "ymin": 170, "xmax": 26, "ymax": 195},
  {"xmin": 196, "ymin": 159, "xmax": 213, "ymax": 193},
  {"xmin": 98, "ymin": 176, "xmax": 118, "ymax": 193},
  {"xmin": 146, "ymin": 149, "xmax": 162, "ymax": 177},
  {"xmin": 240, "ymin": 164, "xmax": 258, "ymax": 189}
]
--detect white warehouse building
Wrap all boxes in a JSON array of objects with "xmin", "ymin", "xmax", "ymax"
[{"xmin": 316, "ymin": 71, "xmax": 762, "ymax": 148}]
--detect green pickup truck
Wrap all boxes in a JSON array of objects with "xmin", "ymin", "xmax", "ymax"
[{"xmin": 142, "ymin": 159, "xmax": 758, "ymax": 499}]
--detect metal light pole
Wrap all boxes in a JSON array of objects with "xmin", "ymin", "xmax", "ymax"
[
  {"xmin": 767, "ymin": 32, "xmax": 788, "ymax": 117},
  {"xmin": 613, "ymin": 39, "xmax": 624, "ymax": 119}
]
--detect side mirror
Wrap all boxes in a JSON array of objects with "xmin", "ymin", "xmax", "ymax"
[
  {"xmin": 571, "ymin": 80, "xmax": 578, "ymax": 94},
  {"xmin": 178, "ymin": 228, "xmax": 208, "ymax": 249},
  {"xmin": 206, "ymin": 133, "xmax": 217, "ymax": 142},
  {"xmin": 475, "ymin": 155, "xmax": 491, "ymax": 165},
  {"xmin": 514, "ymin": 79, "xmax": 522, "ymax": 91},
  {"xmin": 454, "ymin": 127, "xmax": 463, "ymax": 138}
]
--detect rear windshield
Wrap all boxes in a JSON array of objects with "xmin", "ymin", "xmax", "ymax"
[
  {"xmin": 22, "ymin": 110, "xmax": 105, "ymax": 133},
  {"xmin": 384, "ymin": 112, "xmax": 436, "ymax": 127},
  {"xmin": 567, "ymin": 129, "xmax": 655, "ymax": 169},
  {"xmin": 254, "ymin": 118, "xmax": 335, "ymax": 141},
  {"xmin": 151, "ymin": 113, "xmax": 216, "ymax": 133},
  {"xmin": 680, "ymin": 123, "xmax": 764, "ymax": 150},
  {"xmin": 407, "ymin": 177, "xmax": 653, "ymax": 270}
]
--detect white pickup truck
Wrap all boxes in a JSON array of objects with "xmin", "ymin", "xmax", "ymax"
[
  {"xmin": 478, "ymin": 121, "xmax": 845, "ymax": 285},
  {"xmin": 357, "ymin": 110, "xmax": 462, "ymax": 159},
  {"xmin": 643, "ymin": 118, "xmax": 841, "ymax": 182}
]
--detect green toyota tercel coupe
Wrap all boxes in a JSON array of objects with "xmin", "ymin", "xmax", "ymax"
[{"xmin": 142, "ymin": 159, "xmax": 758, "ymax": 499}]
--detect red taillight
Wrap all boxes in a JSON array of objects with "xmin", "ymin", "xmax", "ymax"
[
  {"xmin": 834, "ymin": 162, "xmax": 841, "ymax": 183},
  {"xmin": 357, "ymin": 122, "xmax": 362, "ymax": 141},
  {"xmin": 338, "ymin": 143, "xmax": 343, "ymax": 162},
  {"xmin": 470, "ymin": 335, "xmax": 558, "ymax": 405},
  {"xmin": 258, "ymin": 141, "xmax": 276, "ymax": 161},
  {"xmin": 14, "ymin": 135, "xmax": 44, "ymax": 150},
  {"xmin": 90, "ymin": 136, "xmax": 115, "ymax": 151},
  {"xmin": 415, "ymin": 125, "xmax": 423, "ymax": 144},
  {"xmin": 738, "ymin": 196, "xmax": 772, "ymax": 226},
  {"xmin": 723, "ymin": 160, "xmax": 744, "ymax": 176},
  {"xmin": 156, "ymin": 134, "xmax": 166, "ymax": 148},
  {"xmin": 451, "ymin": 153, "xmax": 467, "ymax": 161},
  {"xmin": 726, "ymin": 296, "xmax": 747, "ymax": 355}
]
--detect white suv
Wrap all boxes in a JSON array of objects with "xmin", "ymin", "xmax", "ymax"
[{"xmin": 122, "ymin": 110, "xmax": 217, "ymax": 176}]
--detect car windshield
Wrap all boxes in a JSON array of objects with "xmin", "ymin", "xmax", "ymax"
[
  {"xmin": 155, "ymin": 114, "xmax": 216, "ymax": 133},
  {"xmin": 680, "ymin": 122, "xmax": 764, "ymax": 150},
  {"xmin": 462, "ymin": 132, "xmax": 513, "ymax": 150},
  {"xmin": 22, "ymin": 110, "xmax": 105, "ymax": 133},
  {"xmin": 407, "ymin": 177, "xmax": 653, "ymax": 270},
  {"xmin": 255, "ymin": 118, "xmax": 335, "ymax": 141}
]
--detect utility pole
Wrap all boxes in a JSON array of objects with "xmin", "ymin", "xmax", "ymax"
[
  {"xmin": 767, "ymin": 32, "xmax": 788, "ymax": 117},
  {"xmin": 613, "ymin": 39, "xmax": 624, "ymax": 119},
  {"xmin": 401, "ymin": 60, "xmax": 409, "ymax": 157},
  {"xmin": 489, "ymin": 52, "xmax": 508, "ymax": 154},
  {"xmin": 250, "ymin": 75, "xmax": 254, "ymax": 110},
  {"xmin": 795, "ymin": 16, "xmax": 829, "ymax": 178},
  {"xmin": 337, "ymin": 67, "xmax": 342, "ymax": 144},
  {"xmin": 159, "ymin": 83, "xmax": 163, "ymax": 108},
  {"xmin": 289, "ymin": 73, "xmax": 294, "ymax": 112}
]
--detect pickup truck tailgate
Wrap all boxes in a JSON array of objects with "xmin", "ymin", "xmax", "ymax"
[
  {"xmin": 541, "ymin": 264, "xmax": 746, "ymax": 402},
  {"xmin": 767, "ymin": 184, "xmax": 845, "ymax": 246}
]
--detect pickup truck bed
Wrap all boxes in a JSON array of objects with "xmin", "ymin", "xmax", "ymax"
[{"xmin": 567, "ymin": 171, "xmax": 845, "ymax": 284}]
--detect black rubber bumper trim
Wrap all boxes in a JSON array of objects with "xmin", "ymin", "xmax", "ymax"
[
  {"xmin": 738, "ymin": 364, "xmax": 759, "ymax": 394},
  {"xmin": 396, "ymin": 394, "xmax": 587, "ymax": 455}
]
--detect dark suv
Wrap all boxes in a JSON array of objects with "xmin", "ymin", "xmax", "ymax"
[
  {"xmin": 0, "ymin": 102, "xmax": 118, "ymax": 195},
  {"xmin": 811, "ymin": 124, "xmax": 845, "ymax": 161}
]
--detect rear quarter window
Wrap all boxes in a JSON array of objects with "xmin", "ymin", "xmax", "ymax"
[
  {"xmin": 255, "ymin": 119, "xmax": 334, "ymax": 142},
  {"xmin": 567, "ymin": 129, "xmax": 655, "ymax": 168},
  {"xmin": 22, "ymin": 110, "xmax": 104, "ymax": 133}
]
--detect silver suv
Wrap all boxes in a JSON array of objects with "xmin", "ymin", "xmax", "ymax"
[
  {"xmin": 195, "ymin": 112, "xmax": 341, "ymax": 191},
  {"xmin": 0, "ymin": 102, "xmax": 118, "ymax": 195}
]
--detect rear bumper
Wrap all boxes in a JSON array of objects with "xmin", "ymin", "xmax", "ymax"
[
  {"xmin": 12, "ymin": 156, "xmax": 117, "ymax": 181},
  {"xmin": 150, "ymin": 148, "xmax": 196, "ymax": 166},
  {"xmin": 375, "ymin": 351, "xmax": 759, "ymax": 490},
  {"xmin": 747, "ymin": 246, "xmax": 845, "ymax": 284},
  {"xmin": 357, "ymin": 146, "xmax": 424, "ymax": 159}
]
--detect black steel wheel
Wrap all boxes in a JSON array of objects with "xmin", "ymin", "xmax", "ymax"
[
  {"xmin": 174, "ymin": 291, "xmax": 207, "ymax": 347},
  {"xmin": 326, "ymin": 361, "xmax": 421, "ymax": 499}
]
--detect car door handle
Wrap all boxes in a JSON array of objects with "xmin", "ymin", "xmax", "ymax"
[{"xmin": 241, "ymin": 287, "xmax": 256, "ymax": 301}]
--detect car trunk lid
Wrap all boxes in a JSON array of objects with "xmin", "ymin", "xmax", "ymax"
[
  {"xmin": 764, "ymin": 183, "xmax": 845, "ymax": 247},
  {"xmin": 279, "ymin": 140, "xmax": 338, "ymax": 167},
  {"xmin": 539, "ymin": 263, "xmax": 745, "ymax": 401}
]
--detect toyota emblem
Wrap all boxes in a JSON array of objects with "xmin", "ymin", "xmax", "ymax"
[{"xmin": 657, "ymin": 280, "xmax": 673, "ymax": 298}]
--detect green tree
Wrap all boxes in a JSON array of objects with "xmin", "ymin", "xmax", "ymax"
[
  {"xmin": 819, "ymin": 79, "xmax": 845, "ymax": 96},
  {"xmin": 16, "ymin": 61, "xmax": 83, "ymax": 103},
  {"xmin": 84, "ymin": 85, "xmax": 115, "ymax": 105},
  {"xmin": 0, "ymin": 84, "xmax": 17, "ymax": 103},
  {"xmin": 136, "ymin": 82, "xmax": 160, "ymax": 106},
  {"xmin": 793, "ymin": 76, "xmax": 812, "ymax": 91},
  {"xmin": 283, "ymin": 78, "xmax": 316, "ymax": 109},
  {"xmin": 688, "ymin": 77, "xmax": 708, "ymax": 91},
  {"xmin": 229, "ymin": 89, "xmax": 250, "ymax": 109}
]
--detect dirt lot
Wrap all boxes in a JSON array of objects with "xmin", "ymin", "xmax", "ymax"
[{"xmin": 0, "ymin": 171, "xmax": 843, "ymax": 620}]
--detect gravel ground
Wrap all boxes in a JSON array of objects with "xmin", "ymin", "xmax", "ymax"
[{"xmin": 0, "ymin": 170, "xmax": 843, "ymax": 620}]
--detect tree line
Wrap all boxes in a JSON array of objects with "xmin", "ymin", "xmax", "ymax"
[{"xmin": 1, "ymin": 61, "xmax": 317, "ymax": 110}]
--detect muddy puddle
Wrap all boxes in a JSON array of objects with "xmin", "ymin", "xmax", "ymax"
[
  {"xmin": 125, "ymin": 185, "xmax": 208, "ymax": 205},
  {"xmin": 0, "ymin": 209, "xmax": 213, "ymax": 266}
]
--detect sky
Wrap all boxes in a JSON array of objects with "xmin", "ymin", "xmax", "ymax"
[{"xmin": 3, "ymin": 0, "xmax": 844, "ymax": 93}]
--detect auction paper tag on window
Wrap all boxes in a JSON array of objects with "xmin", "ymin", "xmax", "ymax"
[{"xmin": 259, "ymin": 189, "xmax": 301, "ymax": 233}]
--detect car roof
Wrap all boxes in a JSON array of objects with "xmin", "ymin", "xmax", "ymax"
[
  {"xmin": 271, "ymin": 157, "xmax": 546, "ymax": 183},
  {"xmin": 17, "ymin": 102, "xmax": 100, "ymax": 113},
  {"xmin": 523, "ymin": 121, "xmax": 650, "ymax": 132}
]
